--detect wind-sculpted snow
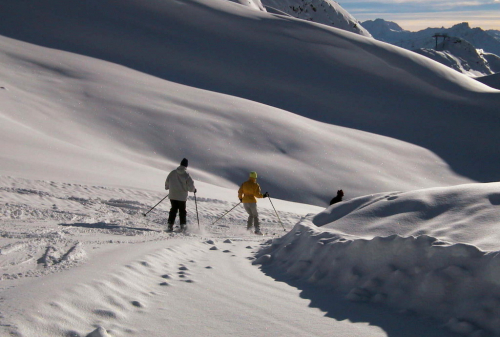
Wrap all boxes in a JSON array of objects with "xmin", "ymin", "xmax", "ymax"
[
  {"xmin": 256, "ymin": 221, "xmax": 500, "ymax": 336},
  {"xmin": 313, "ymin": 182, "xmax": 500, "ymax": 251},
  {"xmin": 0, "ymin": 35, "xmax": 474, "ymax": 206}
]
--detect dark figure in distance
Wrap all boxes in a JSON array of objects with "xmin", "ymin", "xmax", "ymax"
[{"xmin": 330, "ymin": 190, "xmax": 344, "ymax": 205}]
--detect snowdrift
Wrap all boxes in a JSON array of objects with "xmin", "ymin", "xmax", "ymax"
[
  {"xmin": 313, "ymin": 182, "xmax": 500, "ymax": 251},
  {"xmin": 256, "ymin": 222, "xmax": 500, "ymax": 336},
  {"xmin": 0, "ymin": 0, "xmax": 499, "ymax": 189},
  {"xmin": 256, "ymin": 183, "xmax": 500, "ymax": 335}
]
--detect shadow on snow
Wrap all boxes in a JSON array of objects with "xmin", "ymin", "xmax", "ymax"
[
  {"xmin": 59, "ymin": 222, "xmax": 158, "ymax": 232},
  {"xmin": 259, "ymin": 266, "xmax": 461, "ymax": 337}
]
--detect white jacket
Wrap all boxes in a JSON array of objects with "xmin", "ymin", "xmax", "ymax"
[{"xmin": 165, "ymin": 166, "xmax": 196, "ymax": 201}]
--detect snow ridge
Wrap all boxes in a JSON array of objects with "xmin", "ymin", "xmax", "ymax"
[{"xmin": 256, "ymin": 221, "xmax": 500, "ymax": 336}]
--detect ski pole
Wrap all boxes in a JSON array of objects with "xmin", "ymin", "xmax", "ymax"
[
  {"xmin": 268, "ymin": 196, "xmax": 286, "ymax": 231},
  {"xmin": 209, "ymin": 202, "xmax": 241, "ymax": 226},
  {"xmin": 143, "ymin": 194, "xmax": 169, "ymax": 217},
  {"xmin": 194, "ymin": 191, "xmax": 200, "ymax": 229}
]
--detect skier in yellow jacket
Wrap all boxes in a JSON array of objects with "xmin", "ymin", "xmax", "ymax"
[{"xmin": 238, "ymin": 171, "xmax": 269, "ymax": 235}]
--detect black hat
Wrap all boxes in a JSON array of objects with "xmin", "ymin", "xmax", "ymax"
[{"xmin": 180, "ymin": 158, "xmax": 188, "ymax": 167}]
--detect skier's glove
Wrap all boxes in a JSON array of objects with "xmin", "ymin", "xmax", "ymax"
[
  {"xmin": 263, "ymin": 192, "xmax": 269, "ymax": 198},
  {"xmin": 194, "ymin": 189, "xmax": 197, "ymax": 193},
  {"xmin": 239, "ymin": 198, "xmax": 243, "ymax": 202}
]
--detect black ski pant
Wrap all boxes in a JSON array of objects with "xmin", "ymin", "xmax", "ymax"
[{"xmin": 168, "ymin": 200, "xmax": 187, "ymax": 226}]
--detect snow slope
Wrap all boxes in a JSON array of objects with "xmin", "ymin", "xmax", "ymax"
[
  {"xmin": 476, "ymin": 73, "xmax": 500, "ymax": 90},
  {"xmin": 488, "ymin": 30, "xmax": 500, "ymax": 42},
  {"xmin": 257, "ymin": 215, "xmax": 500, "ymax": 336},
  {"xmin": 226, "ymin": 0, "xmax": 266, "ymax": 11},
  {"xmin": 260, "ymin": 0, "xmax": 372, "ymax": 37},
  {"xmin": 0, "ymin": 35, "xmax": 471, "ymax": 207},
  {"xmin": 313, "ymin": 183, "xmax": 500, "ymax": 251},
  {"xmin": 0, "ymin": 0, "xmax": 499, "ymax": 202},
  {"xmin": 255, "ymin": 182, "xmax": 500, "ymax": 336},
  {"xmin": 482, "ymin": 52, "xmax": 500, "ymax": 73},
  {"xmin": 226, "ymin": 0, "xmax": 372, "ymax": 37}
]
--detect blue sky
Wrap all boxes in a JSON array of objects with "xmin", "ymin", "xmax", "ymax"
[{"xmin": 340, "ymin": 0, "xmax": 500, "ymax": 31}]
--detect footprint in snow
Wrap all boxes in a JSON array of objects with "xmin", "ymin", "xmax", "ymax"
[
  {"xmin": 93, "ymin": 309, "xmax": 117, "ymax": 319},
  {"xmin": 223, "ymin": 250, "xmax": 231, "ymax": 253},
  {"xmin": 223, "ymin": 239, "xmax": 232, "ymax": 244},
  {"xmin": 209, "ymin": 246, "xmax": 218, "ymax": 251},
  {"xmin": 131, "ymin": 301, "xmax": 143, "ymax": 308},
  {"xmin": 159, "ymin": 282, "xmax": 170, "ymax": 286},
  {"xmin": 161, "ymin": 274, "xmax": 171, "ymax": 279},
  {"xmin": 179, "ymin": 266, "xmax": 189, "ymax": 271}
]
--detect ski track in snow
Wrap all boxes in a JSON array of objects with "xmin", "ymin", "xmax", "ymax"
[
  {"xmin": 0, "ymin": 176, "xmax": 327, "ymax": 337},
  {"xmin": 0, "ymin": 176, "xmax": 301, "ymax": 281}
]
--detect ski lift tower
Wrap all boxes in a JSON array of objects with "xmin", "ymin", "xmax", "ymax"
[{"xmin": 432, "ymin": 33, "xmax": 448, "ymax": 50}]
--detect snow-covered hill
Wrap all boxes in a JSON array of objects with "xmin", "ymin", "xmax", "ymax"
[
  {"xmin": 227, "ymin": 0, "xmax": 372, "ymax": 37},
  {"xmin": 258, "ymin": 183, "xmax": 500, "ymax": 336},
  {"xmin": 260, "ymin": 0, "xmax": 372, "ymax": 37},
  {"xmin": 1, "ymin": 0, "xmax": 499, "ymax": 205}
]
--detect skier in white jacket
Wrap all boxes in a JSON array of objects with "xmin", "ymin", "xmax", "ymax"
[{"xmin": 165, "ymin": 158, "xmax": 196, "ymax": 231}]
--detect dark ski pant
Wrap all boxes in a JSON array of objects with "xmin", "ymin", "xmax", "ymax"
[{"xmin": 168, "ymin": 200, "xmax": 187, "ymax": 226}]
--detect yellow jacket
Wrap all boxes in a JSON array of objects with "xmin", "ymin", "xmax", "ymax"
[{"xmin": 238, "ymin": 178, "xmax": 263, "ymax": 203}]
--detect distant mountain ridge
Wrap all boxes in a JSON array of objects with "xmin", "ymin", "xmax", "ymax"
[
  {"xmin": 362, "ymin": 19, "xmax": 500, "ymax": 77},
  {"xmin": 362, "ymin": 20, "xmax": 500, "ymax": 57}
]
